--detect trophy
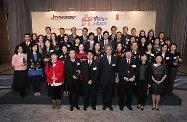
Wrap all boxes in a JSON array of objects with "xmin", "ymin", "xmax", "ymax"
[
  {"xmin": 23, "ymin": 57, "xmax": 28, "ymax": 65},
  {"xmin": 30, "ymin": 59, "xmax": 35, "ymax": 70},
  {"xmin": 174, "ymin": 56, "xmax": 179, "ymax": 64},
  {"xmin": 74, "ymin": 71, "xmax": 79, "ymax": 79},
  {"xmin": 36, "ymin": 59, "xmax": 41, "ymax": 69},
  {"xmin": 127, "ymin": 70, "xmax": 131, "ymax": 79}
]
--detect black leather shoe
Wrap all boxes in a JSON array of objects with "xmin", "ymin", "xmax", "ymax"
[
  {"xmin": 119, "ymin": 107, "xmax": 123, "ymax": 111},
  {"xmin": 92, "ymin": 106, "xmax": 96, "ymax": 110},
  {"xmin": 108, "ymin": 106, "xmax": 113, "ymax": 111},
  {"xmin": 70, "ymin": 106, "xmax": 73, "ymax": 111},
  {"xmin": 102, "ymin": 105, "xmax": 107, "ymax": 110},
  {"xmin": 141, "ymin": 108, "xmax": 144, "ymax": 111},
  {"xmin": 84, "ymin": 107, "xmax": 87, "ymax": 111},
  {"xmin": 126, "ymin": 106, "xmax": 133, "ymax": 111},
  {"xmin": 137, "ymin": 106, "xmax": 141, "ymax": 109},
  {"xmin": 75, "ymin": 105, "xmax": 80, "ymax": 110}
]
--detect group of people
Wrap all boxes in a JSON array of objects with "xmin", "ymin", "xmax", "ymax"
[{"xmin": 12, "ymin": 26, "xmax": 182, "ymax": 111}]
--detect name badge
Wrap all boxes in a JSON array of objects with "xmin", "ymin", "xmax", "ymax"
[
  {"xmin": 157, "ymin": 49, "xmax": 161, "ymax": 51},
  {"xmin": 53, "ymin": 63, "xmax": 56, "ymax": 67},
  {"xmin": 67, "ymin": 45, "xmax": 70, "ymax": 47},
  {"xmin": 112, "ymin": 64, "xmax": 115, "ymax": 66},
  {"xmin": 154, "ymin": 63, "xmax": 157, "ymax": 67},
  {"xmin": 166, "ymin": 57, "xmax": 169, "ymax": 60},
  {"xmin": 93, "ymin": 67, "xmax": 97, "ymax": 70},
  {"xmin": 77, "ymin": 63, "xmax": 80, "ymax": 65},
  {"xmin": 174, "ymin": 56, "xmax": 177, "ymax": 59},
  {"xmin": 150, "ymin": 53, "xmax": 154, "ymax": 57},
  {"xmin": 60, "ymin": 55, "xmax": 63, "ymax": 58},
  {"xmin": 101, "ymin": 55, "xmax": 103, "ymax": 57},
  {"xmin": 132, "ymin": 65, "xmax": 136, "ymax": 68}
]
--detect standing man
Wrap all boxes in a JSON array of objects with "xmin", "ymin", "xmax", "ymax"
[
  {"xmin": 57, "ymin": 28, "xmax": 65, "ymax": 44},
  {"xmin": 80, "ymin": 27, "xmax": 88, "ymax": 44},
  {"xmin": 118, "ymin": 49, "xmax": 139, "ymax": 111},
  {"xmin": 100, "ymin": 31, "xmax": 112, "ymax": 51},
  {"xmin": 81, "ymin": 50, "xmax": 99, "ymax": 110},
  {"xmin": 69, "ymin": 27, "xmax": 78, "ymax": 44},
  {"xmin": 109, "ymin": 26, "xmax": 117, "ymax": 41},
  {"xmin": 122, "ymin": 26, "xmax": 130, "ymax": 44},
  {"xmin": 44, "ymin": 27, "xmax": 52, "ymax": 41},
  {"xmin": 100, "ymin": 45, "xmax": 118, "ymax": 111},
  {"xmin": 94, "ymin": 27, "xmax": 103, "ymax": 43},
  {"xmin": 20, "ymin": 33, "xmax": 33, "ymax": 54}
]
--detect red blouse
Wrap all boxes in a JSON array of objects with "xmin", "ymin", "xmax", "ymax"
[{"xmin": 45, "ymin": 60, "xmax": 64, "ymax": 84}]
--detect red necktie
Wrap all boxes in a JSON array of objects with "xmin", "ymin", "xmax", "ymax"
[
  {"xmin": 26, "ymin": 42, "xmax": 28, "ymax": 47},
  {"xmin": 128, "ymin": 59, "xmax": 130, "ymax": 67}
]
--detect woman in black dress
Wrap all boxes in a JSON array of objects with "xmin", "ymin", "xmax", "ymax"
[
  {"xmin": 12, "ymin": 45, "xmax": 29, "ymax": 98},
  {"xmin": 145, "ymin": 42, "xmax": 155, "ymax": 64},
  {"xmin": 151, "ymin": 54, "xmax": 167, "ymax": 110}
]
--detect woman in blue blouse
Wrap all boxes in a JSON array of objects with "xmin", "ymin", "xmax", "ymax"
[{"xmin": 27, "ymin": 44, "xmax": 43, "ymax": 96}]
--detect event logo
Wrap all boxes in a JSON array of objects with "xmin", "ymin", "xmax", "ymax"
[
  {"xmin": 81, "ymin": 14, "xmax": 108, "ymax": 26},
  {"xmin": 116, "ymin": 14, "xmax": 130, "ymax": 20},
  {"xmin": 81, "ymin": 14, "xmax": 93, "ymax": 26},
  {"xmin": 51, "ymin": 15, "xmax": 76, "ymax": 20}
]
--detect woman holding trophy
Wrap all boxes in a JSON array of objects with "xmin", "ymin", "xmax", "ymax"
[
  {"xmin": 27, "ymin": 44, "xmax": 43, "ymax": 96},
  {"xmin": 12, "ymin": 45, "xmax": 29, "ymax": 98}
]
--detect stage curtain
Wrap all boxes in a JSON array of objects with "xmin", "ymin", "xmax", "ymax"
[{"xmin": 5, "ymin": 0, "xmax": 187, "ymax": 57}]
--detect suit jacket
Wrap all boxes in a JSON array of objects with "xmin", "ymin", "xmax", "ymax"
[
  {"xmin": 109, "ymin": 34, "xmax": 117, "ymax": 41},
  {"xmin": 27, "ymin": 53, "xmax": 43, "ymax": 70},
  {"xmin": 100, "ymin": 55, "xmax": 117, "ymax": 85},
  {"xmin": 80, "ymin": 35, "xmax": 88, "ymax": 44},
  {"xmin": 64, "ymin": 58, "xmax": 81, "ymax": 84},
  {"xmin": 20, "ymin": 41, "xmax": 34, "ymax": 54},
  {"xmin": 81, "ymin": 60, "xmax": 99, "ymax": 85},
  {"xmin": 57, "ymin": 35, "xmax": 64, "ymax": 44},
  {"xmin": 69, "ymin": 34, "xmax": 78, "ymax": 44},
  {"xmin": 100, "ymin": 39, "xmax": 112, "ymax": 51},
  {"xmin": 118, "ymin": 58, "xmax": 139, "ymax": 85},
  {"xmin": 122, "ymin": 34, "xmax": 131, "ymax": 42},
  {"xmin": 84, "ymin": 40, "xmax": 96, "ymax": 51},
  {"xmin": 94, "ymin": 35, "xmax": 103, "ymax": 43}
]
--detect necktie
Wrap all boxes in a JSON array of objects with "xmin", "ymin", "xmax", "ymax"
[
  {"xmin": 108, "ymin": 57, "xmax": 110, "ymax": 64},
  {"xmin": 104, "ymin": 40, "xmax": 107, "ymax": 46},
  {"xmin": 89, "ymin": 61, "xmax": 91, "ymax": 66},
  {"xmin": 128, "ymin": 59, "xmax": 130, "ymax": 67},
  {"xmin": 26, "ymin": 42, "xmax": 28, "ymax": 47}
]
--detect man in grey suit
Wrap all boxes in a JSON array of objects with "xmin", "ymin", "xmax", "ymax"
[{"xmin": 69, "ymin": 27, "xmax": 78, "ymax": 44}]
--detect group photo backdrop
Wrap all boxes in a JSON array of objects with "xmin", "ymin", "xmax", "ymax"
[{"xmin": 31, "ymin": 11, "xmax": 156, "ymax": 35}]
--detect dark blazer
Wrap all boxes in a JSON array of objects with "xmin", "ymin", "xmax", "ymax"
[
  {"xmin": 59, "ymin": 41, "xmax": 72, "ymax": 52},
  {"xmin": 27, "ymin": 53, "xmax": 43, "ymax": 70},
  {"xmin": 118, "ymin": 58, "xmax": 139, "ymax": 85},
  {"xmin": 109, "ymin": 34, "xmax": 117, "ymax": 41},
  {"xmin": 64, "ymin": 58, "xmax": 81, "ymax": 84},
  {"xmin": 84, "ymin": 41, "xmax": 96, "ymax": 51},
  {"xmin": 94, "ymin": 35, "xmax": 103, "ymax": 43},
  {"xmin": 81, "ymin": 60, "xmax": 99, "ymax": 85},
  {"xmin": 100, "ymin": 55, "xmax": 117, "ymax": 85},
  {"xmin": 57, "ymin": 35, "xmax": 64, "ymax": 44},
  {"xmin": 59, "ymin": 53, "xmax": 70, "ymax": 62},
  {"xmin": 122, "ymin": 34, "xmax": 131, "ymax": 42},
  {"xmin": 137, "ymin": 62, "xmax": 152, "ymax": 84},
  {"xmin": 80, "ymin": 35, "xmax": 88, "ymax": 44},
  {"xmin": 100, "ymin": 39, "xmax": 112, "ymax": 51},
  {"xmin": 20, "ymin": 41, "xmax": 34, "ymax": 54},
  {"xmin": 158, "ymin": 52, "xmax": 172, "ymax": 67}
]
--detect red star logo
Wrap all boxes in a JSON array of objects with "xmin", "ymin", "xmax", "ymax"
[{"xmin": 81, "ymin": 14, "xmax": 93, "ymax": 26}]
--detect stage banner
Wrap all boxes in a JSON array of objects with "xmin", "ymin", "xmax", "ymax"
[{"xmin": 31, "ymin": 11, "xmax": 156, "ymax": 35}]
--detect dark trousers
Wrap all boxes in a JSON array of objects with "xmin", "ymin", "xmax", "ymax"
[
  {"xmin": 118, "ymin": 82, "xmax": 133, "ymax": 107},
  {"xmin": 63, "ymin": 80, "xmax": 68, "ymax": 92},
  {"xmin": 31, "ymin": 75, "xmax": 41, "ymax": 93},
  {"xmin": 51, "ymin": 85, "xmax": 63, "ymax": 100},
  {"xmin": 168, "ymin": 67, "xmax": 178, "ymax": 94},
  {"xmin": 101, "ymin": 83, "xmax": 114, "ymax": 107},
  {"xmin": 68, "ymin": 80, "xmax": 80, "ymax": 106},
  {"xmin": 137, "ymin": 80, "xmax": 148, "ymax": 106},
  {"xmin": 84, "ymin": 84, "xmax": 97, "ymax": 107},
  {"xmin": 19, "ymin": 88, "xmax": 26, "ymax": 96}
]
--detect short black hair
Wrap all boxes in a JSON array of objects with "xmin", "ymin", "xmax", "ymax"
[
  {"xmin": 24, "ymin": 33, "xmax": 30, "ymax": 37},
  {"xmin": 154, "ymin": 54, "xmax": 164, "ymax": 64},
  {"xmin": 123, "ymin": 26, "xmax": 128, "ymax": 30},
  {"xmin": 82, "ymin": 27, "xmax": 88, "ymax": 31},
  {"xmin": 45, "ymin": 26, "xmax": 51, "ymax": 31},
  {"xmin": 131, "ymin": 28, "xmax": 136, "ymax": 32},
  {"xmin": 170, "ymin": 43, "xmax": 177, "ymax": 48},
  {"xmin": 111, "ymin": 26, "xmax": 117, "ymax": 30},
  {"xmin": 86, "ymin": 50, "xmax": 94, "ymax": 55},
  {"xmin": 88, "ymin": 32, "xmax": 95, "ymax": 37},
  {"xmin": 103, "ymin": 31, "xmax": 109, "ymax": 35},
  {"xmin": 71, "ymin": 27, "xmax": 77, "ymax": 31},
  {"xmin": 97, "ymin": 27, "xmax": 102, "ymax": 31},
  {"xmin": 60, "ymin": 28, "xmax": 65, "ymax": 30},
  {"xmin": 125, "ymin": 49, "xmax": 132, "ymax": 53}
]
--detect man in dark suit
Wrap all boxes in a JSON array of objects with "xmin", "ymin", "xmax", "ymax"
[
  {"xmin": 20, "ymin": 33, "xmax": 34, "ymax": 54},
  {"xmin": 111, "ymin": 31, "xmax": 126, "ymax": 50},
  {"xmin": 100, "ymin": 45, "xmax": 118, "ymax": 111},
  {"xmin": 118, "ymin": 49, "xmax": 139, "ymax": 111},
  {"xmin": 81, "ymin": 50, "xmax": 99, "ymax": 110},
  {"xmin": 57, "ymin": 28, "xmax": 65, "ymax": 44},
  {"xmin": 43, "ymin": 27, "xmax": 51, "ymax": 41},
  {"xmin": 84, "ymin": 32, "xmax": 96, "ymax": 51},
  {"xmin": 109, "ymin": 26, "xmax": 117, "ymax": 41},
  {"xmin": 131, "ymin": 28, "xmax": 139, "ymax": 42},
  {"xmin": 69, "ymin": 27, "xmax": 78, "ymax": 44},
  {"xmin": 100, "ymin": 31, "xmax": 112, "ymax": 51},
  {"xmin": 122, "ymin": 26, "xmax": 131, "ymax": 44},
  {"xmin": 131, "ymin": 42, "xmax": 140, "ymax": 61},
  {"xmin": 94, "ymin": 27, "xmax": 103, "ymax": 43},
  {"xmin": 80, "ymin": 27, "xmax": 88, "ymax": 44}
]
